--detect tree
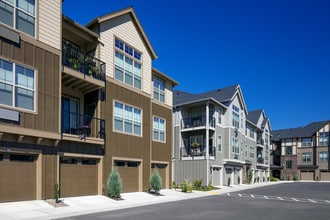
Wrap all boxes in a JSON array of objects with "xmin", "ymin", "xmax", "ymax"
[
  {"xmin": 149, "ymin": 168, "xmax": 162, "ymax": 193},
  {"xmin": 106, "ymin": 167, "xmax": 122, "ymax": 198}
]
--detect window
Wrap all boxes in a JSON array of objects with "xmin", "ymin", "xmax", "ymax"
[
  {"xmin": 319, "ymin": 132, "xmax": 329, "ymax": 146},
  {"xmin": 218, "ymin": 109, "xmax": 222, "ymax": 124},
  {"xmin": 114, "ymin": 38, "xmax": 142, "ymax": 89},
  {"xmin": 217, "ymin": 136, "xmax": 222, "ymax": 152},
  {"xmin": 301, "ymin": 152, "xmax": 311, "ymax": 163},
  {"xmin": 302, "ymin": 138, "xmax": 312, "ymax": 147},
  {"xmin": 0, "ymin": 58, "xmax": 35, "ymax": 111},
  {"xmin": 319, "ymin": 152, "xmax": 328, "ymax": 163},
  {"xmin": 285, "ymin": 160, "xmax": 292, "ymax": 169},
  {"xmin": 0, "ymin": 0, "xmax": 35, "ymax": 37},
  {"xmin": 232, "ymin": 105, "xmax": 239, "ymax": 128},
  {"xmin": 247, "ymin": 125, "xmax": 255, "ymax": 139},
  {"xmin": 249, "ymin": 146, "xmax": 255, "ymax": 158},
  {"xmin": 114, "ymin": 101, "xmax": 142, "ymax": 136},
  {"xmin": 153, "ymin": 76, "xmax": 165, "ymax": 103},
  {"xmin": 245, "ymin": 145, "xmax": 248, "ymax": 157},
  {"xmin": 153, "ymin": 116, "xmax": 165, "ymax": 142},
  {"xmin": 285, "ymin": 146, "xmax": 292, "ymax": 155},
  {"xmin": 232, "ymin": 138, "xmax": 239, "ymax": 154}
]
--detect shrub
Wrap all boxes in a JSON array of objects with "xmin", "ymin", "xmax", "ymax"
[
  {"xmin": 106, "ymin": 167, "xmax": 122, "ymax": 198},
  {"xmin": 247, "ymin": 170, "xmax": 253, "ymax": 184},
  {"xmin": 181, "ymin": 179, "xmax": 192, "ymax": 193},
  {"xmin": 193, "ymin": 179, "xmax": 203, "ymax": 189},
  {"xmin": 237, "ymin": 176, "xmax": 241, "ymax": 185},
  {"xmin": 54, "ymin": 183, "xmax": 60, "ymax": 203},
  {"xmin": 172, "ymin": 181, "xmax": 178, "ymax": 190},
  {"xmin": 150, "ymin": 168, "xmax": 162, "ymax": 193},
  {"xmin": 227, "ymin": 177, "xmax": 231, "ymax": 186}
]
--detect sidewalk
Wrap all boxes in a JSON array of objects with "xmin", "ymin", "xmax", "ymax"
[{"xmin": 0, "ymin": 181, "xmax": 284, "ymax": 220}]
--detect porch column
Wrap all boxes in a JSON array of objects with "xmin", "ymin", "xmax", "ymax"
[{"xmin": 206, "ymin": 101, "xmax": 210, "ymax": 184}]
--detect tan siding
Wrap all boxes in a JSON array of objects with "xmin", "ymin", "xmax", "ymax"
[
  {"xmin": 42, "ymin": 155, "xmax": 57, "ymax": 199},
  {"xmin": 99, "ymin": 14, "xmax": 152, "ymax": 95},
  {"xmin": 38, "ymin": 0, "xmax": 61, "ymax": 50}
]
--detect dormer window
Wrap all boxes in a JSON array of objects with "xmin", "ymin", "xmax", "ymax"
[{"xmin": 153, "ymin": 76, "xmax": 165, "ymax": 103}]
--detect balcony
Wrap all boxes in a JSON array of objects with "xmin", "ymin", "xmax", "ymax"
[
  {"xmin": 257, "ymin": 157, "xmax": 264, "ymax": 164},
  {"xmin": 257, "ymin": 138, "xmax": 264, "ymax": 147},
  {"xmin": 62, "ymin": 41, "xmax": 106, "ymax": 93},
  {"xmin": 62, "ymin": 111, "xmax": 105, "ymax": 142},
  {"xmin": 181, "ymin": 116, "xmax": 215, "ymax": 131},
  {"xmin": 180, "ymin": 146, "xmax": 216, "ymax": 160}
]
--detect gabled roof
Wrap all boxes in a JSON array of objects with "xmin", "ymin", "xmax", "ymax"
[
  {"xmin": 247, "ymin": 110, "xmax": 264, "ymax": 125},
  {"xmin": 152, "ymin": 68, "xmax": 179, "ymax": 86},
  {"xmin": 86, "ymin": 7, "xmax": 157, "ymax": 59},
  {"xmin": 271, "ymin": 120, "xmax": 330, "ymax": 141}
]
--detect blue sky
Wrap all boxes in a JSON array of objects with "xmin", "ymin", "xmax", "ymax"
[{"xmin": 63, "ymin": 0, "xmax": 330, "ymax": 130}]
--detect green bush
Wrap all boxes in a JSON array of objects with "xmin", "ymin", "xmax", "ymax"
[
  {"xmin": 106, "ymin": 167, "xmax": 122, "ymax": 198},
  {"xmin": 227, "ymin": 177, "xmax": 231, "ymax": 186},
  {"xmin": 181, "ymin": 180, "xmax": 192, "ymax": 193},
  {"xmin": 193, "ymin": 179, "xmax": 203, "ymax": 188},
  {"xmin": 149, "ymin": 168, "xmax": 162, "ymax": 193},
  {"xmin": 54, "ymin": 183, "xmax": 60, "ymax": 203},
  {"xmin": 247, "ymin": 170, "xmax": 253, "ymax": 184},
  {"xmin": 172, "ymin": 181, "xmax": 178, "ymax": 190}
]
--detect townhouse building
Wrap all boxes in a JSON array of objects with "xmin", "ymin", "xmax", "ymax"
[
  {"xmin": 271, "ymin": 121, "xmax": 330, "ymax": 181},
  {"xmin": 0, "ymin": 1, "xmax": 177, "ymax": 202},
  {"xmin": 172, "ymin": 85, "xmax": 271, "ymax": 187}
]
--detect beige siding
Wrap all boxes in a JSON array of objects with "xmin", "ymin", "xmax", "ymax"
[
  {"xmin": 38, "ymin": 0, "xmax": 61, "ymax": 50},
  {"xmin": 165, "ymin": 83, "xmax": 173, "ymax": 107},
  {"xmin": 99, "ymin": 14, "xmax": 152, "ymax": 95}
]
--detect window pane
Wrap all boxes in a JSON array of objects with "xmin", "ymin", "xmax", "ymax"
[
  {"xmin": 115, "ymin": 67, "xmax": 123, "ymax": 81},
  {"xmin": 17, "ymin": 0, "xmax": 35, "ymax": 15},
  {"xmin": 153, "ymin": 131, "xmax": 158, "ymax": 140},
  {"xmin": 134, "ymin": 76, "xmax": 141, "ymax": 89},
  {"xmin": 124, "ymin": 121, "xmax": 132, "ymax": 133},
  {"xmin": 133, "ymin": 108, "xmax": 141, "ymax": 121},
  {"xmin": 0, "ymin": 59, "xmax": 13, "ymax": 83},
  {"xmin": 134, "ymin": 63, "xmax": 141, "ymax": 76},
  {"xmin": 16, "ymin": 10, "xmax": 35, "ymax": 36},
  {"xmin": 115, "ymin": 38, "xmax": 124, "ymax": 50},
  {"xmin": 125, "ymin": 71, "xmax": 133, "ymax": 85},
  {"xmin": 160, "ymin": 93, "xmax": 165, "ymax": 102},
  {"xmin": 159, "ymin": 131, "xmax": 165, "ymax": 141},
  {"xmin": 114, "ymin": 118, "xmax": 123, "ymax": 131},
  {"xmin": 0, "ymin": 1, "xmax": 13, "ymax": 27},
  {"xmin": 125, "ymin": 57, "xmax": 133, "ymax": 72},
  {"xmin": 0, "ymin": 82, "xmax": 13, "ymax": 106},
  {"xmin": 134, "ymin": 123, "xmax": 141, "ymax": 135},
  {"xmin": 115, "ymin": 51, "xmax": 124, "ymax": 67},
  {"xmin": 153, "ymin": 117, "xmax": 158, "ymax": 129},
  {"xmin": 15, "ymin": 87, "xmax": 34, "ymax": 110}
]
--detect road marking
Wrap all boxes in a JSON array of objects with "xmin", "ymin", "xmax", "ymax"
[
  {"xmin": 278, "ymin": 196, "xmax": 283, "ymax": 200},
  {"xmin": 251, "ymin": 194, "xmax": 255, "ymax": 198},
  {"xmin": 264, "ymin": 196, "xmax": 268, "ymax": 199},
  {"xmin": 309, "ymin": 199, "xmax": 316, "ymax": 203},
  {"xmin": 292, "ymin": 198, "xmax": 299, "ymax": 202},
  {"xmin": 238, "ymin": 193, "xmax": 242, "ymax": 197},
  {"xmin": 325, "ymin": 200, "xmax": 330, "ymax": 204}
]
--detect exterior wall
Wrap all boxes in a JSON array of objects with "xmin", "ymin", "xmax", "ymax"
[
  {"xmin": 38, "ymin": 0, "xmax": 62, "ymax": 50},
  {"xmin": 98, "ymin": 14, "xmax": 152, "ymax": 95},
  {"xmin": 281, "ymin": 155, "xmax": 298, "ymax": 180}
]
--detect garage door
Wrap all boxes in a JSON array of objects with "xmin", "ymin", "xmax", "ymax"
[
  {"xmin": 60, "ymin": 157, "xmax": 98, "ymax": 197},
  {"xmin": 152, "ymin": 163, "xmax": 168, "ymax": 189},
  {"xmin": 0, "ymin": 153, "xmax": 37, "ymax": 202},
  {"xmin": 300, "ymin": 171, "xmax": 314, "ymax": 181},
  {"xmin": 320, "ymin": 171, "xmax": 330, "ymax": 181},
  {"xmin": 115, "ymin": 161, "xmax": 140, "ymax": 192},
  {"xmin": 211, "ymin": 167, "xmax": 221, "ymax": 186}
]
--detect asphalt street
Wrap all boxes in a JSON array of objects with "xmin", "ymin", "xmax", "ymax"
[{"xmin": 60, "ymin": 182, "xmax": 330, "ymax": 220}]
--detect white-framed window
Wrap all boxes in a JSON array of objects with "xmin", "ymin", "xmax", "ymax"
[
  {"xmin": 319, "ymin": 132, "xmax": 329, "ymax": 146},
  {"xmin": 302, "ymin": 137, "xmax": 312, "ymax": 147},
  {"xmin": 153, "ymin": 116, "xmax": 165, "ymax": 142},
  {"xmin": 218, "ymin": 109, "xmax": 222, "ymax": 124},
  {"xmin": 217, "ymin": 135, "xmax": 222, "ymax": 152},
  {"xmin": 153, "ymin": 76, "xmax": 165, "ymax": 103},
  {"xmin": 245, "ymin": 144, "xmax": 248, "ymax": 157},
  {"xmin": 0, "ymin": 0, "xmax": 36, "ymax": 37},
  {"xmin": 114, "ymin": 101, "xmax": 142, "ymax": 136},
  {"xmin": 232, "ymin": 138, "xmax": 239, "ymax": 154},
  {"xmin": 319, "ymin": 152, "xmax": 328, "ymax": 162},
  {"xmin": 249, "ymin": 146, "xmax": 254, "ymax": 158},
  {"xmin": 114, "ymin": 38, "xmax": 142, "ymax": 89},
  {"xmin": 232, "ymin": 105, "xmax": 239, "ymax": 128},
  {"xmin": 301, "ymin": 152, "xmax": 311, "ymax": 163},
  {"xmin": 0, "ymin": 58, "xmax": 35, "ymax": 111}
]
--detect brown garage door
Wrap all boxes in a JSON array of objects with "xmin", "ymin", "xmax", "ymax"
[
  {"xmin": 0, "ymin": 153, "xmax": 37, "ymax": 202},
  {"xmin": 320, "ymin": 171, "xmax": 330, "ymax": 181},
  {"xmin": 152, "ymin": 163, "xmax": 168, "ymax": 189},
  {"xmin": 115, "ymin": 161, "xmax": 140, "ymax": 192},
  {"xmin": 60, "ymin": 157, "xmax": 98, "ymax": 197},
  {"xmin": 300, "ymin": 171, "xmax": 314, "ymax": 181}
]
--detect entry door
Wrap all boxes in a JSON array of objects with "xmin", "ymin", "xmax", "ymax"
[{"xmin": 62, "ymin": 96, "xmax": 79, "ymax": 132}]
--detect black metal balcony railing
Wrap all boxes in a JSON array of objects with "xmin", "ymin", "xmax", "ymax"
[
  {"xmin": 180, "ymin": 146, "xmax": 216, "ymax": 158},
  {"xmin": 257, "ymin": 157, "xmax": 264, "ymax": 164},
  {"xmin": 257, "ymin": 139, "xmax": 264, "ymax": 145},
  {"xmin": 62, "ymin": 111, "xmax": 105, "ymax": 140},
  {"xmin": 62, "ymin": 41, "xmax": 106, "ymax": 82},
  {"xmin": 181, "ymin": 116, "xmax": 215, "ymax": 129}
]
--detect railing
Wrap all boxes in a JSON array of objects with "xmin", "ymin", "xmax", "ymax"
[
  {"xmin": 257, "ymin": 157, "xmax": 264, "ymax": 164},
  {"xmin": 62, "ymin": 41, "xmax": 106, "ymax": 82},
  {"xmin": 181, "ymin": 116, "xmax": 215, "ymax": 129},
  {"xmin": 257, "ymin": 138, "xmax": 264, "ymax": 146},
  {"xmin": 180, "ymin": 146, "xmax": 216, "ymax": 158},
  {"xmin": 62, "ymin": 111, "xmax": 105, "ymax": 140}
]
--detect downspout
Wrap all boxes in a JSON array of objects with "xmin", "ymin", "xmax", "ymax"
[{"xmin": 206, "ymin": 101, "xmax": 210, "ymax": 184}]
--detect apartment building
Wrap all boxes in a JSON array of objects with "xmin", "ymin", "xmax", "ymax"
[
  {"xmin": 172, "ymin": 85, "xmax": 271, "ymax": 187},
  {"xmin": 271, "ymin": 121, "xmax": 330, "ymax": 181},
  {"xmin": 0, "ymin": 1, "xmax": 177, "ymax": 202}
]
